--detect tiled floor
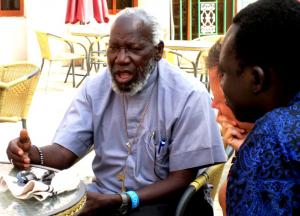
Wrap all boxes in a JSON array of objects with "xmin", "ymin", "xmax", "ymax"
[{"xmin": 0, "ymin": 64, "xmax": 228, "ymax": 215}]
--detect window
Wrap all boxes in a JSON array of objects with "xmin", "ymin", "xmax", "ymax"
[
  {"xmin": 107, "ymin": 0, "xmax": 138, "ymax": 14},
  {"xmin": 0, "ymin": 0, "xmax": 24, "ymax": 16}
]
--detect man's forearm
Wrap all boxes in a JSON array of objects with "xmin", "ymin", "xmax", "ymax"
[
  {"xmin": 29, "ymin": 144, "xmax": 78, "ymax": 170},
  {"xmin": 136, "ymin": 168, "xmax": 197, "ymax": 205}
]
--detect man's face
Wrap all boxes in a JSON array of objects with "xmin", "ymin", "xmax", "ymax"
[
  {"xmin": 219, "ymin": 25, "xmax": 257, "ymax": 122},
  {"xmin": 107, "ymin": 16, "xmax": 157, "ymax": 95}
]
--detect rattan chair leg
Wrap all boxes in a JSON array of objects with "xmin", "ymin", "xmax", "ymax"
[
  {"xmin": 71, "ymin": 61, "xmax": 75, "ymax": 88},
  {"xmin": 44, "ymin": 61, "xmax": 52, "ymax": 92},
  {"xmin": 21, "ymin": 119, "xmax": 27, "ymax": 129},
  {"xmin": 40, "ymin": 59, "xmax": 45, "ymax": 72},
  {"xmin": 64, "ymin": 63, "xmax": 72, "ymax": 83}
]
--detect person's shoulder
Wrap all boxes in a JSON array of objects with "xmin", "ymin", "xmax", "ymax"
[
  {"xmin": 158, "ymin": 59, "xmax": 208, "ymax": 94},
  {"xmin": 254, "ymin": 104, "xmax": 300, "ymax": 141},
  {"xmin": 261, "ymin": 103, "xmax": 300, "ymax": 125}
]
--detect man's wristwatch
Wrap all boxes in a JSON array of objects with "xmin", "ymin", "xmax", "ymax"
[{"xmin": 118, "ymin": 193, "xmax": 129, "ymax": 215}]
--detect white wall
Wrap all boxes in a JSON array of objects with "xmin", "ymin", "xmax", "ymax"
[
  {"xmin": 26, "ymin": 0, "xmax": 111, "ymax": 65},
  {"xmin": 237, "ymin": 0, "xmax": 257, "ymax": 12},
  {"xmin": 26, "ymin": 0, "xmax": 69, "ymax": 65},
  {"xmin": 139, "ymin": 0, "xmax": 172, "ymax": 40},
  {"xmin": 0, "ymin": 0, "xmax": 68, "ymax": 65},
  {"xmin": 0, "ymin": 0, "xmax": 170, "ymax": 64},
  {"xmin": 0, "ymin": 17, "xmax": 27, "ymax": 64}
]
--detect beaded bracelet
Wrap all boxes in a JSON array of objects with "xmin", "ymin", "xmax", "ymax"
[
  {"xmin": 34, "ymin": 145, "xmax": 44, "ymax": 165},
  {"xmin": 126, "ymin": 191, "xmax": 139, "ymax": 209}
]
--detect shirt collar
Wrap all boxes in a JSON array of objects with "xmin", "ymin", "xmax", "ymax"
[{"xmin": 288, "ymin": 91, "xmax": 300, "ymax": 106}]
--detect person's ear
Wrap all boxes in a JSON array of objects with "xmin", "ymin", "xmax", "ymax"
[
  {"xmin": 250, "ymin": 66, "xmax": 265, "ymax": 94},
  {"xmin": 154, "ymin": 41, "xmax": 164, "ymax": 61}
]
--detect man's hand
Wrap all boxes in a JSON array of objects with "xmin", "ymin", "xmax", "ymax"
[
  {"xmin": 7, "ymin": 129, "xmax": 32, "ymax": 169},
  {"xmin": 78, "ymin": 192, "xmax": 121, "ymax": 216}
]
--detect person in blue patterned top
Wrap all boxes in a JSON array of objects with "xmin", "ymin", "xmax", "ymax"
[{"xmin": 218, "ymin": 0, "xmax": 300, "ymax": 215}]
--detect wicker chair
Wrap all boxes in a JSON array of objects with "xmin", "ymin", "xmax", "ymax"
[
  {"xmin": 175, "ymin": 145, "xmax": 234, "ymax": 216},
  {"xmin": 0, "ymin": 63, "xmax": 40, "ymax": 129},
  {"xmin": 194, "ymin": 35, "xmax": 224, "ymax": 90},
  {"xmin": 163, "ymin": 48, "xmax": 198, "ymax": 77},
  {"xmin": 35, "ymin": 31, "xmax": 88, "ymax": 88},
  {"xmin": 88, "ymin": 34, "xmax": 109, "ymax": 72}
]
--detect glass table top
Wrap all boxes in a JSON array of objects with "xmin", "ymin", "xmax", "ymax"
[{"xmin": 0, "ymin": 162, "xmax": 86, "ymax": 216}]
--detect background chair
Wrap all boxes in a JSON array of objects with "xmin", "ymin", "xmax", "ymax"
[
  {"xmin": 194, "ymin": 35, "xmax": 224, "ymax": 90},
  {"xmin": 75, "ymin": 34, "xmax": 109, "ymax": 87},
  {"xmin": 163, "ymin": 46, "xmax": 210, "ymax": 90},
  {"xmin": 0, "ymin": 63, "xmax": 40, "ymax": 129},
  {"xmin": 175, "ymin": 145, "xmax": 234, "ymax": 216},
  {"xmin": 163, "ymin": 48, "xmax": 198, "ymax": 77},
  {"xmin": 88, "ymin": 34, "xmax": 109, "ymax": 73},
  {"xmin": 163, "ymin": 47, "xmax": 211, "ymax": 91},
  {"xmin": 164, "ymin": 35, "xmax": 224, "ymax": 91},
  {"xmin": 35, "ymin": 31, "xmax": 88, "ymax": 88}
]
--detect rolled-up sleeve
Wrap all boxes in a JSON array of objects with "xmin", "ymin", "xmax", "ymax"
[
  {"xmin": 53, "ymin": 83, "xmax": 94, "ymax": 157},
  {"xmin": 169, "ymin": 90, "xmax": 227, "ymax": 171}
]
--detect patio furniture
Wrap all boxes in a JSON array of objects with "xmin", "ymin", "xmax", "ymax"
[
  {"xmin": 194, "ymin": 35, "xmax": 224, "ymax": 89},
  {"xmin": 175, "ymin": 145, "xmax": 234, "ymax": 216},
  {"xmin": 69, "ymin": 29, "xmax": 109, "ymax": 86},
  {"xmin": 163, "ymin": 48, "xmax": 198, "ymax": 77},
  {"xmin": 0, "ymin": 161, "xmax": 86, "ymax": 216},
  {"xmin": 35, "ymin": 31, "xmax": 88, "ymax": 88},
  {"xmin": 73, "ymin": 33, "xmax": 109, "ymax": 87},
  {"xmin": 0, "ymin": 63, "xmax": 40, "ymax": 129},
  {"xmin": 88, "ymin": 34, "xmax": 109, "ymax": 73},
  {"xmin": 193, "ymin": 34, "xmax": 224, "ymax": 43},
  {"xmin": 164, "ymin": 39, "xmax": 213, "ymax": 89}
]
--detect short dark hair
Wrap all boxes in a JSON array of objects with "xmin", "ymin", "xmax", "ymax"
[
  {"xmin": 205, "ymin": 39, "xmax": 222, "ymax": 70},
  {"xmin": 232, "ymin": 0, "xmax": 300, "ymax": 90}
]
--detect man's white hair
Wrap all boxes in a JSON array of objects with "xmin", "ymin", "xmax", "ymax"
[{"xmin": 114, "ymin": 7, "xmax": 163, "ymax": 45}]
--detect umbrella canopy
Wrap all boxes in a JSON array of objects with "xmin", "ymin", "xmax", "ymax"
[{"xmin": 65, "ymin": 0, "xmax": 109, "ymax": 24}]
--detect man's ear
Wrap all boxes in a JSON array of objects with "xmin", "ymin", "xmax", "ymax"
[
  {"xmin": 250, "ymin": 66, "xmax": 265, "ymax": 94},
  {"xmin": 155, "ymin": 41, "xmax": 164, "ymax": 61}
]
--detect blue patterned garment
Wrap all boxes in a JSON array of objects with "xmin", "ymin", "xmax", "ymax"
[{"xmin": 227, "ymin": 91, "xmax": 300, "ymax": 216}]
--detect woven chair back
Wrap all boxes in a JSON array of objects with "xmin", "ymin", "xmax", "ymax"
[
  {"xmin": 36, "ymin": 31, "xmax": 52, "ymax": 60},
  {"xmin": 0, "ymin": 63, "xmax": 40, "ymax": 124}
]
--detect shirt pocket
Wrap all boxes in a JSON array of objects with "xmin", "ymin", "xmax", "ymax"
[{"xmin": 143, "ymin": 130, "xmax": 169, "ymax": 179}]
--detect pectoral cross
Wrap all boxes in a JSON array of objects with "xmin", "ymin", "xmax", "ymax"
[
  {"xmin": 117, "ymin": 142, "xmax": 131, "ymax": 192},
  {"xmin": 117, "ymin": 171, "xmax": 126, "ymax": 192}
]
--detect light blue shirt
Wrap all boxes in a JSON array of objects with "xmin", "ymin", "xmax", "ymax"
[{"xmin": 53, "ymin": 59, "xmax": 226, "ymax": 194}]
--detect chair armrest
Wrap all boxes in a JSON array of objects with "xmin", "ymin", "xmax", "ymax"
[
  {"xmin": 175, "ymin": 163, "xmax": 224, "ymax": 216},
  {"xmin": 175, "ymin": 146, "xmax": 234, "ymax": 216},
  {"xmin": 0, "ymin": 67, "xmax": 40, "ymax": 89},
  {"xmin": 47, "ymin": 33, "xmax": 88, "ymax": 56},
  {"xmin": 48, "ymin": 33, "xmax": 82, "ymax": 45},
  {"xmin": 175, "ymin": 185, "xmax": 199, "ymax": 216},
  {"xmin": 163, "ymin": 48, "xmax": 198, "ymax": 77},
  {"xmin": 164, "ymin": 48, "xmax": 195, "ymax": 65}
]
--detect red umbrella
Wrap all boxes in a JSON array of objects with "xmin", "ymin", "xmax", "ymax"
[{"xmin": 65, "ymin": 0, "xmax": 109, "ymax": 24}]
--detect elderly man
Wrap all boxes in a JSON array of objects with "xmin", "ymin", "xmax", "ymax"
[
  {"xmin": 218, "ymin": 0, "xmax": 300, "ymax": 215},
  {"xmin": 7, "ymin": 8, "xmax": 226, "ymax": 215}
]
